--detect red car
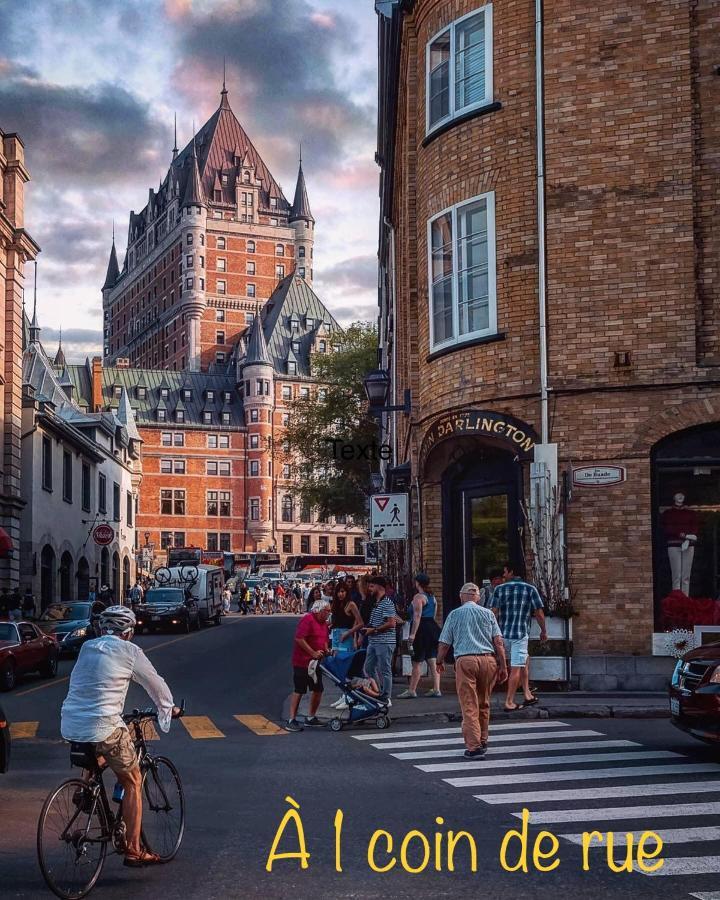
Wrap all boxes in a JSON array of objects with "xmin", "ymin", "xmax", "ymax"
[
  {"xmin": 669, "ymin": 641, "xmax": 720, "ymax": 744},
  {"xmin": 0, "ymin": 620, "xmax": 59, "ymax": 691},
  {"xmin": 0, "ymin": 702, "xmax": 9, "ymax": 772}
]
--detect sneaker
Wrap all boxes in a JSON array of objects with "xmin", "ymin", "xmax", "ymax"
[
  {"xmin": 284, "ymin": 719, "xmax": 303, "ymax": 732},
  {"xmin": 424, "ymin": 689, "xmax": 442, "ymax": 697},
  {"xmin": 397, "ymin": 689, "xmax": 417, "ymax": 699},
  {"xmin": 463, "ymin": 746, "xmax": 487, "ymax": 759},
  {"xmin": 304, "ymin": 716, "xmax": 321, "ymax": 726},
  {"xmin": 335, "ymin": 698, "xmax": 349, "ymax": 710}
]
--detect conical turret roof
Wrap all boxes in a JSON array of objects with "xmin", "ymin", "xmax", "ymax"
[
  {"xmin": 242, "ymin": 314, "xmax": 272, "ymax": 367},
  {"xmin": 290, "ymin": 159, "xmax": 313, "ymax": 223},
  {"xmin": 182, "ymin": 139, "xmax": 206, "ymax": 208},
  {"xmin": 102, "ymin": 240, "xmax": 120, "ymax": 290}
]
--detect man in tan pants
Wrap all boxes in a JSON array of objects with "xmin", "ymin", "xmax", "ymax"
[{"xmin": 436, "ymin": 583, "xmax": 508, "ymax": 759}]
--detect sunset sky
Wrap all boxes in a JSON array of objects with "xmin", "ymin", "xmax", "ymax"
[{"xmin": 0, "ymin": 0, "xmax": 379, "ymax": 362}]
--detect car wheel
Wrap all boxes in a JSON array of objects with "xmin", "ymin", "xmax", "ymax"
[
  {"xmin": 0, "ymin": 661, "xmax": 16, "ymax": 692},
  {"xmin": 183, "ymin": 617, "xmax": 190, "ymax": 634},
  {"xmin": 214, "ymin": 611, "xmax": 222, "ymax": 626},
  {"xmin": 40, "ymin": 652, "xmax": 58, "ymax": 679},
  {"xmin": 192, "ymin": 615, "xmax": 201, "ymax": 632}
]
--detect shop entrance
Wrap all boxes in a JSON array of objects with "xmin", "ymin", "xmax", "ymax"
[{"xmin": 442, "ymin": 444, "xmax": 523, "ymax": 616}]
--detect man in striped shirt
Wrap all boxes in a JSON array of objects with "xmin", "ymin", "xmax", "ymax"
[
  {"xmin": 491, "ymin": 564, "xmax": 547, "ymax": 712},
  {"xmin": 362, "ymin": 575, "xmax": 397, "ymax": 703}
]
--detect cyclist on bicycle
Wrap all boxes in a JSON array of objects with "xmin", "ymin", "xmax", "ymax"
[{"xmin": 60, "ymin": 605, "xmax": 181, "ymax": 868}]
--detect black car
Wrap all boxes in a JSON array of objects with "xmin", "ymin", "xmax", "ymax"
[
  {"xmin": 37, "ymin": 602, "xmax": 102, "ymax": 656},
  {"xmin": 0, "ymin": 702, "xmax": 9, "ymax": 773},
  {"xmin": 135, "ymin": 588, "xmax": 200, "ymax": 634}
]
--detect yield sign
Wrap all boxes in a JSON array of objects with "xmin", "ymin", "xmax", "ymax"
[
  {"xmin": 374, "ymin": 497, "xmax": 390, "ymax": 512},
  {"xmin": 370, "ymin": 493, "xmax": 408, "ymax": 541}
]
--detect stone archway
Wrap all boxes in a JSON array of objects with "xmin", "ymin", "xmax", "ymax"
[
  {"xmin": 112, "ymin": 551, "xmax": 120, "ymax": 603},
  {"xmin": 632, "ymin": 400, "xmax": 720, "ymax": 453},
  {"xmin": 122, "ymin": 555, "xmax": 131, "ymax": 602}
]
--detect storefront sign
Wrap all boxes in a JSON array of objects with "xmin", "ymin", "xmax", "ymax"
[
  {"xmin": 420, "ymin": 410, "xmax": 539, "ymax": 467},
  {"xmin": 572, "ymin": 465, "xmax": 626, "ymax": 488},
  {"xmin": 93, "ymin": 524, "xmax": 115, "ymax": 546}
]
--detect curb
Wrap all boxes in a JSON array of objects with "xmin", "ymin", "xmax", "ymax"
[{"xmin": 350, "ymin": 705, "xmax": 670, "ymax": 725}]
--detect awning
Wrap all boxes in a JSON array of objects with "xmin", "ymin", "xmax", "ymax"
[{"xmin": 0, "ymin": 527, "xmax": 13, "ymax": 559}]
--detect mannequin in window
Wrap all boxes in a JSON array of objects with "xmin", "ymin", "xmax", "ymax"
[{"xmin": 661, "ymin": 492, "xmax": 699, "ymax": 596}]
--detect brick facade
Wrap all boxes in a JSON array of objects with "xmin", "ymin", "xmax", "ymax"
[{"xmin": 377, "ymin": 0, "xmax": 720, "ymax": 661}]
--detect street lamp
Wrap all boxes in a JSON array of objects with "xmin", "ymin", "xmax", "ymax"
[
  {"xmin": 362, "ymin": 368, "xmax": 410, "ymax": 417},
  {"xmin": 144, "ymin": 532, "xmax": 151, "ymax": 546}
]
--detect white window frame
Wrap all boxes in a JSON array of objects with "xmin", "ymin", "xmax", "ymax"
[
  {"xmin": 425, "ymin": 5, "xmax": 494, "ymax": 137},
  {"xmin": 426, "ymin": 191, "xmax": 497, "ymax": 352}
]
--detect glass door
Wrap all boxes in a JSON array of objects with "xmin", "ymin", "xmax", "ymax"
[{"xmin": 464, "ymin": 492, "xmax": 510, "ymax": 586}]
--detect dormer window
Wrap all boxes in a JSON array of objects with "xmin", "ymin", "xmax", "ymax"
[
  {"xmin": 290, "ymin": 315, "xmax": 300, "ymax": 331},
  {"xmin": 204, "ymin": 411, "xmax": 212, "ymax": 424},
  {"xmin": 206, "ymin": 391, "xmax": 215, "ymax": 403},
  {"xmin": 221, "ymin": 173, "xmax": 229, "ymax": 185},
  {"xmin": 292, "ymin": 341, "xmax": 300, "ymax": 353},
  {"xmin": 160, "ymin": 388, "xmax": 169, "ymax": 399},
  {"xmin": 221, "ymin": 412, "xmax": 230, "ymax": 425},
  {"xmin": 318, "ymin": 340, "xmax": 326, "ymax": 353},
  {"xmin": 223, "ymin": 391, "xmax": 232, "ymax": 403},
  {"xmin": 214, "ymin": 190, "xmax": 222, "ymax": 203},
  {"xmin": 270, "ymin": 197, "xmax": 277, "ymax": 209},
  {"xmin": 175, "ymin": 409, "xmax": 185, "ymax": 423},
  {"xmin": 113, "ymin": 385, "xmax": 122, "ymax": 398},
  {"xmin": 183, "ymin": 389, "xmax": 192, "ymax": 401},
  {"xmin": 243, "ymin": 171, "xmax": 250, "ymax": 184},
  {"xmin": 288, "ymin": 361, "xmax": 297, "ymax": 376},
  {"xmin": 157, "ymin": 409, "xmax": 167, "ymax": 422},
  {"xmin": 136, "ymin": 386, "xmax": 147, "ymax": 400}
]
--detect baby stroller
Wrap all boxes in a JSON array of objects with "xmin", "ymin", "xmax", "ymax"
[{"xmin": 319, "ymin": 650, "xmax": 391, "ymax": 732}]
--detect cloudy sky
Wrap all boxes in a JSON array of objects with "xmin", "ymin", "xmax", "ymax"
[{"xmin": 0, "ymin": 0, "xmax": 379, "ymax": 362}]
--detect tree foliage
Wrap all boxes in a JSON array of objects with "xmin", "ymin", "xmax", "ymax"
[{"xmin": 282, "ymin": 321, "xmax": 379, "ymax": 523}]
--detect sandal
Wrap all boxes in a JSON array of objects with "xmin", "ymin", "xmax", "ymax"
[
  {"xmin": 124, "ymin": 850, "xmax": 163, "ymax": 867},
  {"xmin": 503, "ymin": 704, "xmax": 521, "ymax": 712},
  {"xmin": 522, "ymin": 697, "xmax": 539, "ymax": 707}
]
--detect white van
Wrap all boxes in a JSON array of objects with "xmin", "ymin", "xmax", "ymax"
[{"xmin": 155, "ymin": 564, "xmax": 224, "ymax": 626}]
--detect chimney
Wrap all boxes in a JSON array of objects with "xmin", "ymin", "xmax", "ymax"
[{"xmin": 91, "ymin": 356, "xmax": 103, "ymax": 412}]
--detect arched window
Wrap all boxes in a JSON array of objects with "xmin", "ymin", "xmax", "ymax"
[
  {"xmin": 123, "ymin": 556, "xmax": 131, "ymax": 601},
  {"xmin": 281, "ymin": 495, "xmax": 294, "ymax": 523},
  {"xmin": 112, "ymin": 552, "xmax": 120, "ymax": 604},
  {"xmin": 275, "ymin": 243, "xmax": 285, "ymax": 256},
  {"xmin": 247, "ymin": 240, "xmax": 255, "ymax": 254},
  {"xmin": 40, "ymin": 545, "xmax": 56, "ymax": 611}
]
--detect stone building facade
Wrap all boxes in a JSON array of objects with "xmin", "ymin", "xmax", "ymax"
[
  {"xmin": 0, "ymin": 128, "xmax": 40, "ymax": 590},
  {"xmin": 376, "ymin": 0, "xmax": 720, "ymax": 685}
]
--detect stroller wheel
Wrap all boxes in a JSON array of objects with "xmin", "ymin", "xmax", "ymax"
[
  {"xmin": 329, "ymin": 717, "xmax": 344, "ymax": 732},
  {"xmin": 375, "ymin": 715, "xmax": 390, "ymax": 730}
]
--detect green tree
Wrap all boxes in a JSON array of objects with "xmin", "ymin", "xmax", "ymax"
[{"xmin": 283, "ymin": 321, "xmax": 379, "ymax": 523}]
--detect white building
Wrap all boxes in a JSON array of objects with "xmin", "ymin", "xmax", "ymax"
[{"xmin": 20, "ymin": 312, "xmax": 142, "ymax": 608}]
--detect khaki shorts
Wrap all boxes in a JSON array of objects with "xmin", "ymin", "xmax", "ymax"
[{"xmin": 95, "ymin": 727, "xmax": 138, "ymax": 776}]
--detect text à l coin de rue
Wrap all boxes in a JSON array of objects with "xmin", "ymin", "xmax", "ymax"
[{"xmin": 265, "ymin": 798, "xmax": 664, "ymax": 874}]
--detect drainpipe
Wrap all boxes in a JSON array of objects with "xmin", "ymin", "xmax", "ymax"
[
  {"xmin": 535, "ymin": 0, "xmax": 549, "ymax": 446},
  {"xmin": 384, "ymin": 216, "xmax": 398, "ymax": 468}
]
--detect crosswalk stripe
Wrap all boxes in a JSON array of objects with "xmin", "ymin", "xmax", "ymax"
[
  {"xmin": 562, "ymin": 827, "xmax": 720, "ymax": 846},
  {"xmin": 446, "ymin": 761, "xmax": 716, "ymax": 788},
  {"xmin": 691, "ymin": 893, "xmax": 720, "ymax": 899},
  {"xmin": 412, "ymin": 740, "xmax": 641, "ymax": 768},
  {"xmin": 415, "ymin": 747, "xmax": 682, "ymax": 772},
  {"xmin": 519, "ymin": 802, "xmax": 720, "ymax": 825},
  {"xmin": 390, "ymin": 735, "xmax": 641, "ymax": 765},
  {"xmin": 10, "ymin": 721, "xmax": 38, "ymax": 739},
  {"xmin": 372, "ymin": 729, "xmax": 603, "ymax": 751},
  {"xmin": 636, "ymin": 856, "xmax": 720, "ymax": 876},
  {"xmin": 235, "ymin": 715, "xmax": 287, "ymax": 736},
  {"xmin": 474, "ymin": 781, "xmax": 720, "ymax": 805},
  {"xmin": 180, "ymin": 716, "xmax": 225, "ymax": 739},
  {"xmin": 351, "ymin": 721, "xmax": 571, "ymax": 741}
]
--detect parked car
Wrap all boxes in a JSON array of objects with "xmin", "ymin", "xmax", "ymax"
[
  {"xmin": 0, "ymin": 701, "xmax": 9, "ymax": 773},
  {"xmin": 37, "ymin": 601, "xmax": 101, "ymax": 656},
  {"xmin": 669, "ymin": 641, "xmax": 720, "ymax": 744},
  {"xmin": 0, "ymin": 621, "xmax": 58, "ymax": 691},
  {"xmin": 134, "ymin": 587, "xmax": 200, "ymax": 634}
]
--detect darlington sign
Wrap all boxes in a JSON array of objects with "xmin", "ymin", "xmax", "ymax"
[{"xmin": 420, "ymin": 410, "xmax": 539, "ymax": 466}]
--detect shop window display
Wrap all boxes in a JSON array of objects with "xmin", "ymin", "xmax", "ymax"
[{"xmin": 653, "ymin": 426, "xmax": 720, "ymax": 633}]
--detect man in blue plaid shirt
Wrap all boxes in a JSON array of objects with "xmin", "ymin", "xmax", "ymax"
[{"xmin": 491, "ymin": 563, "xmax": 547, "ymax": 712}]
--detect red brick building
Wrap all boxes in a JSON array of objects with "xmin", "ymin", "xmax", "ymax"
[{"xmin": 376, "ymin": 0, "xmax": 719, "ymax": 687}]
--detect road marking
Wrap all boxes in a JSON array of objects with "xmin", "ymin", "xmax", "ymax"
[
  {"xmin": 180, "ymin": 716, "xmax": 225, "ymax": 739},
  {"xmin": 445, "ymin": 761, "xmax": 716, "ymax": 788},
  {"xmin": 411, "ymin": 740, "xmax": 640, "ymax": 768},
  {"xmin": 388, "ymin": 731, "xmax": 620, "ymax": 759},
  {"xmin": 371, "ymin": 729, "xmax": 602, "ymax": 751},
  {"xmin": 474, "ymin": 781, "xmax": 720, "ymax": 805},
  {"xmin": 691, "ymin": 893, "xmax": 720, "ymax": 899},
  {"xmin": 519, "ymin": 802, "xmax": 720, "ymax": 825},
  {"xmin": 636, "ymin": 856, "xmax": 720, "ymax": 877},
  {"xmin": 235, "ymin": 715, "xmax": 287, "ymax": 736},
  {"xmin": 352, "ymin": 721, "xmax": 570, "ymax": 741},
  {"xmin": 10, "ymin": 721, "xmax": 38, "ymax": 739},
  {"xmin": 562, "ymin": 827, "xmax": 720, "ymax": 846},
  {"xmin": 415, "ymin": 747, "xmax": 682, "ymax": 781}
]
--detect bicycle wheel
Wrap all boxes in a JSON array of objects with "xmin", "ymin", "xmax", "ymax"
[
  {"xmin": 140, "ymin": 756, "xmax": 185, "ymax": 860},
  {"xmin": 37, "ymin": 779, "xmax": 108, "ymax": 900}
]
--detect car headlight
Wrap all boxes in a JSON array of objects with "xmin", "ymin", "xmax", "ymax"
[
  {"xmin": 710, "ymin": 666, "xmax": 720, "ymax": 684},
  {"xmin": 68, "ymin": 627, "xmax": 88, "ymax": 640}
]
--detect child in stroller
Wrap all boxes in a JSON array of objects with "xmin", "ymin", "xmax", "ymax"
[{"xmin": 319, "ymin": 649, "xmax": 391, "ymax": 732}]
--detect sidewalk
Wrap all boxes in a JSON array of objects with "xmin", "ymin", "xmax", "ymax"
[{"xmin": 304, "ymin": 681, "xmax": 670, "ymax": 724}]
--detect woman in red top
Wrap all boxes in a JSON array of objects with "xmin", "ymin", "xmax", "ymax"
[{"xmin": 285, "ymin": 600, "xmax": 331, "ymax": 732}]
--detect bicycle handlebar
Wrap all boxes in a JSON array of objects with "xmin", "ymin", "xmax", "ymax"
[{"xmin": 122, "ymin": 698, "xmax": 185, "ymax": 724}]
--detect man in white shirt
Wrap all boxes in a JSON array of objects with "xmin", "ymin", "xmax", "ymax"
[{"xmin": 61, "ymin": 605, "xmax": 180, "ymax": 867}]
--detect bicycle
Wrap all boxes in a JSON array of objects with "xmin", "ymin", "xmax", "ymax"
[{"xmin": 37, "ymin": 706, "xmax": 185, "ymax": 900}]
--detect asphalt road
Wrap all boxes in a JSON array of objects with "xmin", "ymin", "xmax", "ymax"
[{"xmin": 2, "ymin": 615, "xmax": 720, "ymax": 899}]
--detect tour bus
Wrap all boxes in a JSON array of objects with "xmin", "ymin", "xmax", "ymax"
[
  {"xmin": 285, "ymin": 555, "xmax": 373, "ymax": 578},
  {"xmin": 166, "ymin": 546, "xmax": 223, "ymax": 568}
]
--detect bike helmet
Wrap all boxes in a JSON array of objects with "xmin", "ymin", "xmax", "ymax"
[{"xmin": 99, "ymin": 605, "xmax": 136, "ymax": 636}]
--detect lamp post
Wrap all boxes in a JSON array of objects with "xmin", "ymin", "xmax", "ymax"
[{"xmin": 362, "ymin": 368, "xmax": 410, "ymax": 417}]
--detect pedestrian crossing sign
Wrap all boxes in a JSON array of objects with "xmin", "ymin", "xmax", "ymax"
[{"xmin": 370, "ymin": 493, "xmax": 408, "ymax": 541}]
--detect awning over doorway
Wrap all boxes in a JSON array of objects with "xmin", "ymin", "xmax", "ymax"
[{"xmin": 0, "ymin": 528, "xmax": 13, "ymax": 558}]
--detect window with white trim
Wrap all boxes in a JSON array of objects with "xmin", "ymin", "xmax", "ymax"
[
  {"xmin": 426, "ymin": 6, "xmax": 493, "ymax": 135},
  {"xmin": 428, "ymin": 192, "xmax": 496, "ymax": 351}
]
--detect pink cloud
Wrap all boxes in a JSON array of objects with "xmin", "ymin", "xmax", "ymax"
[{"xmin": 310, "ymin": 12, "xmax": 337, "ymax": 30}]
